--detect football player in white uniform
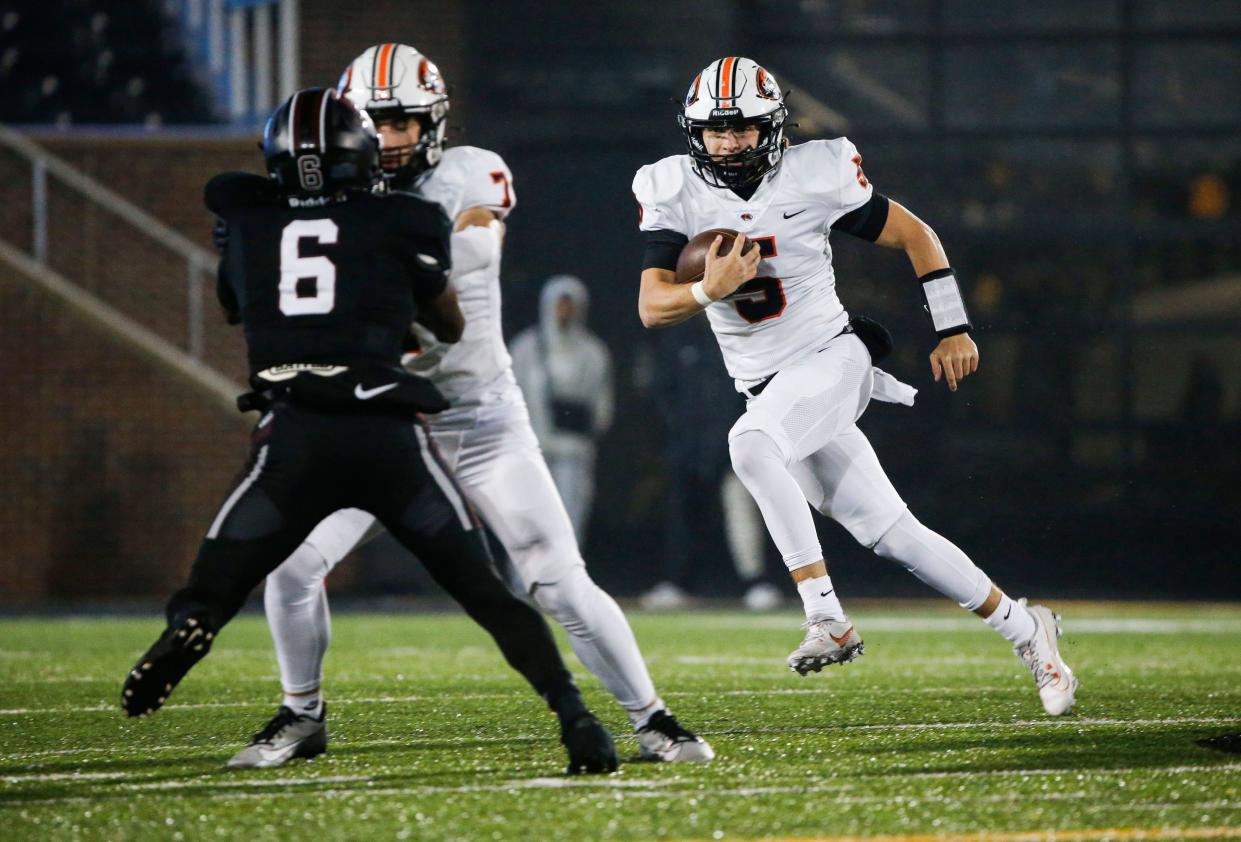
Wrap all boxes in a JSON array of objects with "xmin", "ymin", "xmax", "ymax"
[
  {"xmin": 227, "ymin": 44, "xmax": 712, "ymax": 769},
  {"xmin": 634, "ymin": 57, "xmax": 1078, "ymax": 716}
]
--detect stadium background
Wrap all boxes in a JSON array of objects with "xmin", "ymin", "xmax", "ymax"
[{"xmin": 1, "ymin": 0, "xmax": 1238, "ymax": 608}]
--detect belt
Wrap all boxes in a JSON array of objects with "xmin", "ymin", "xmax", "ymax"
[{"xmin": 742, "ymin": 322, "xmax": 855, "ymax": 399}]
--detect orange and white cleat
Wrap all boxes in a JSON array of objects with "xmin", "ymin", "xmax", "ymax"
[
  {"xmin": 1014, "ymin": 600, "xmax": 1079, "ymax": 716},
  {"xmin": 787, "ymin": 617, "xmax": 864, "ymax": 675}
]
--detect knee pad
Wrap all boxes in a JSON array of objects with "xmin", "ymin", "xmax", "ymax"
[
  {"xmin": 508, "ymin": 531, "xmax": 585, "ymax": 592},
  {"xmin": 728, "ymin": 409, "xmax": 795, "ymax": 467},
  {"xmin": 267, "ymin": 542, "xmax": 330, "ymax": 601},
  {"xmin": 728, "ymin": 428, "xmax": 788, "ymax": 485},
  {"xmin": 530, "ymin": 565, "xmax": 596, "ymax": 624}
]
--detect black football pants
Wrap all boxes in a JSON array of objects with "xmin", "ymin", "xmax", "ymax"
[{"xmin": 166, "ymin": 401, "xmax": 579, "ymax": 705}]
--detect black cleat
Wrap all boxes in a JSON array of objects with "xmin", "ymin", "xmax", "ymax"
[
  {"xmin": 121, "ymin": 614, "xmax": 216, "ymax": 717},
  {"xmin": 561, "ymin": 713, "xmax": 619, "ymax": 775}
]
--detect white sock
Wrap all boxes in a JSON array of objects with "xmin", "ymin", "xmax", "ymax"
[
  {"xmin": 626, "ymin": 697, "xmax": 665, "ymax": 731},
  {"xmin": 284, "ymin": 691, "xmax": 323, "ymax": 718},
  {"xmin": 796, "ymin": 573, "xmax": 846, "ymax": 622},
  {"xmin": 984, "ymin": 593, "xmax": 1037, "ymax": 644}
]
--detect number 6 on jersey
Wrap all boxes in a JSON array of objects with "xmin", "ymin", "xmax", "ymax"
[{"xmin": 279, "ymin": 219, "xmax": 338, "ymax": 315}]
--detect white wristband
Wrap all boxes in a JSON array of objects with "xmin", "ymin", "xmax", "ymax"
[{"xmin": 690, "ymin": 280, "xmax": 715, "ymax": 308}]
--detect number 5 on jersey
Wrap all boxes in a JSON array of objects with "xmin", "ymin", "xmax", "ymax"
[
  {"xmin": 726, "ymin": 235, "xmax": 784, "ymax": 323},
  {"xmin": 280, "ymin": 219, "xmax": 338, "ymax": 315}
]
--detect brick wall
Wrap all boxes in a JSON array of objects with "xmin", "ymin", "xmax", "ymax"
[
  {"xmin": 0, "ymin": 264, "xmax": 249, "ymax": 605},
  {"xmin": 299, "ymin": 0, "xmax": 467, "ymax": 123}
]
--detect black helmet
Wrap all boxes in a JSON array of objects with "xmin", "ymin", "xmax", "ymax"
[{"xmin": 262, "ymin": 87, "xmax": 381, "ymax": 198}]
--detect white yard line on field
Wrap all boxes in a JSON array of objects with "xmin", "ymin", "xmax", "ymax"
[
  {"xmin": 3, "ymin": 717, "xmax": 1238, "ymax": 764},
  {"xmin": 3, "ymin": 763, "xmax": 1241, "ymax": 807},
  {"xmin": 689, "ymin": 615, "xmax": 1241, "ymax": 634}
]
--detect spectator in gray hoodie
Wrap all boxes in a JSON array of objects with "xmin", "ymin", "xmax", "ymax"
[{"xmin": 511, "ymin": 275, "xmax": 615, "ymax": 541}]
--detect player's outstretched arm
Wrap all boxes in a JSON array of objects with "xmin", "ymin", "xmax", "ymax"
[
  {"xmin": 415, "ymin": 284, "xmax": 465, "ymax": 343},
  {"xmin": 873, "ymin": 200, "xmax": 978, "ymax": 392},
  {"xmin": 638, "ymin": 234, "xmax": 758, "ymax": 328}
]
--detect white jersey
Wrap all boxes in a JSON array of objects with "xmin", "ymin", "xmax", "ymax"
[
  {"xmin": 403, "ymin": 145, "xmax": 519, "ymax": 419},
  {"xmin": 633, "ymin": 138, "xmax": 872, "ymax": 385}
]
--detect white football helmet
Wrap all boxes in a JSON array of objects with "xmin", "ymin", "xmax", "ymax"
[
  {"xmin": 678, "ymin": 56, "xmax": 788, "ymax": 189},
  {"xmin": 337, "ymin": 43, "xmax": 449, "ymax": 181}
]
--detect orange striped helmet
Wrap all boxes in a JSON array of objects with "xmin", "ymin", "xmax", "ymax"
[
  {"xmin": 337, "ymin": 44, "xmax": 449, "ymax": 182},
  {"xmin": 678, "ymin": 57, "xmax": 788, "ymax": 189}
]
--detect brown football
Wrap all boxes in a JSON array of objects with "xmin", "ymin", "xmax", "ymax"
[{"xmin": 674, "ymin": 229, "xmax": 756, "ymax": 285}]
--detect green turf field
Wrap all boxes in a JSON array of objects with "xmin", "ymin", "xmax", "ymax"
[{"xmin": 2, "ymin": 603, "xmax": 1239, "ymax": 841}]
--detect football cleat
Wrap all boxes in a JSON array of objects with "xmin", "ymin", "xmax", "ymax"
[
  {"xmin": 561, "ymin": 713, "xmax": 619, "ymax": 775},
  {"xmin": 1013, "ymin": 600, "xmax": 1079, "ymax": 716},
  {"xmin": 637, "ymin": 710, "xmax": 715, "ymax": 762},
  {"xmin": 788, "ymin": 617, "xmax": 864, "ymax": 675},
  {"xmin": 121, "ymin": 614, "xmax": 216, "ymax": 717},
  {"xmin": 227, "ymin": 704, "xmax": 328, "ymax": 769}
]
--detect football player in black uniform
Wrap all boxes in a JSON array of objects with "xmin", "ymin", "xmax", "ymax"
[{"xmin": 121, "ymin": 88, "xmax": 618, "ymax": 775}]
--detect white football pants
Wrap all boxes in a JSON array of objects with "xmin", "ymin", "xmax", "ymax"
[
  {"xmin": 727, "ymin": 332, "xmax": 991, "ymax": 607},
  {"xmin": 264, "ymin": 403, "xmax": 658, "ymax": 711}
]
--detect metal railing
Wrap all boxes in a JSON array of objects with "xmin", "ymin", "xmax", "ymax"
[{"xmin": 1, "ymin": 124, "xmax": 218, "ymax": 360}]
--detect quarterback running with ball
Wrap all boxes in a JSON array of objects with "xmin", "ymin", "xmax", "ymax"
[
  {"xmin": 634, "ymin": 56, "xmax": 1078, "ymax": 716},
  {"xmin": 226, "ymin": 44, "xmax": 712, "ymax": 769}
]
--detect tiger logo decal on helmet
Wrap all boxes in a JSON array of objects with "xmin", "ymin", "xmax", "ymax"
[
  {"xmin": 677, "ymin": 56, "xmax": 788, "ymax": 189},
  {"xmin": 684, "ymin": 72, "xmax": 703, "ymax": 108}
]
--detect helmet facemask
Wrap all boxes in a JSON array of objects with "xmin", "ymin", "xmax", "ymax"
[
  {"xmin": 369, "ymin": 101, "xmax": 448, "ymax": 184},
  {"xmin": 680, "ymin": 107, "xmax": 788, "ymax": 189}
]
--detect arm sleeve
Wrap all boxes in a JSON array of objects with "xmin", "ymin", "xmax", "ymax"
[
  {"xmin": 455, "ymin": 149, "xmax": 516, "ymax": 220},
  {"xmin": 641, "ymin": 228, "xmax": 689, "ymax": 272},
  {"xmin": 450, "ymin": 221, "xmax": 503, "ymax": 277},
  {"xmin": 831, "ymin": 192, "xmax": 890, "ymax": 242}
]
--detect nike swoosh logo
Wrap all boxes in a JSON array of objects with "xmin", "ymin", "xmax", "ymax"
[
  {"xmin": 257, "ymin": 744, "xmax": 295, "ymax": 763},
  {"xmin": 829, "ymin": 626, "xmax": 855, "ymax": 646},
  {"xmin": 783, "ymin": 209, "xmax": 807, "ymax": 219},
  {"xmin": 354, "ymin": 383, "xmax": 399, "ymax": 400},
  {"xmin": 1003, "ymin": 606, "xmax": 1012, "ymax": 620},
  {"xmin": 819, "ymin": 590, "xmax": 833, "ymax": 597}
]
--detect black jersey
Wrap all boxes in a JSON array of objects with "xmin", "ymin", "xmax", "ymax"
[{"xmin": 206, "ymin": 171, "xmax": 451, "ymax": 375}]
